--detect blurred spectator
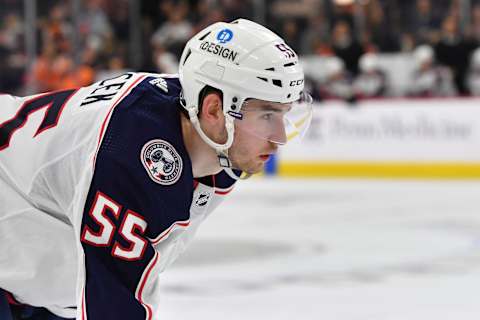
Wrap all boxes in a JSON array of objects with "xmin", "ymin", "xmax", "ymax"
[
  {"xmin": 270, "ymin": 0, "xmax": 322, "ymax": 19},
  {"xmin": 404, "ymin": 0, "xmax": 443, "ymax": 45},
  {"xmin": 152, "ymin": 44, "xmax": 178, "ymax": 74},
  {"xmin": 151, "ymin": 7, "xmax": 193, "ymax": 58},
  {"xmin": 363, "ymin": 0, "xmax": 400, "ymax": 52},
  {"xmin": 108, "ymin": 0, "xmax": 129, "ymax": 44},
  {"xmin": 329, "ymin": 1, "xmax": 355, "ymax": 27},
  {"xmin": 353, "ymin": 52, "xmax": 388, "ymax": 98},
  {"xmin": 141, "ymin": 0, "xmax": 175, "ymax": 31},
  {"xmin": 220, "ymin": 0, "xmax": 254, "ymax": 21},
  {"xmin": 318, "ymin": 56, "xmax": 355, "ymax": 101},
  {"xmin": 79, "ymin": 0, "xmax": 113, "ymax": 52},
  {"xmin": 42, "ymin": 2, "xmax": 73, "ymax": 54},
  {"xmin": 2, "ymin": 12, "xmax": 24, "ymax": 51},
  {"xmin": 434, "ymin": 15, "xmax": 475, "ymax": 94},
  {"xmin": 300, "ymin": 13, "xmax": 329, "ymax": 54},
  {"xmin": 470, "ymin": 4, "xmax": 480, "ymax": 44},
  {"xmin": 51, "ymin": 54, "xmax": 78, "ymax": 89},
  {"xmin": 76, "ymin": 46, "xmax": 96, "ymax": 85},
  {"xmin": 32, "ymin": 45, "xmax": 95, "ymax": 92},
  {"xmin": 400, "ymin": 33, "xmax": 417, "ymax": 52},
  {"xmin": 331, "ymin": 20, "xmax": 364, "ymax": 75},
  {"xmin": 281, "ymin": 19, "xmax": 301, "ymax": 52},
  {"xmin": 408, "ymin": 45, "xmax": 457, "ymax": 97},
  {"xmin": 193, "ymin": 2, "xmax": 227, "ymax": 32},
  {"xmin": 0, "ymin": 12, "xmax": 25, "ymax": 93},
  {"xmin": 52, "ymin": 53, "xmax": 94, "ymax": 90},
  {"xmin": 32, "ymin": 42, "xmax": 58, "ymax": 92},
  {"xmin": 466, "ymin": 47, "xmax": 480, "ymax": 95},
  {"xmin": 95, "ymin": 54, "xmax": 129, "ymax": 81}
]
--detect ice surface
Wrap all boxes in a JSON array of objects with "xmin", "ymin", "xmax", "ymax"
[{"xmin": 156, "ymin": 179, "xmax": 480, "ymax": 320}]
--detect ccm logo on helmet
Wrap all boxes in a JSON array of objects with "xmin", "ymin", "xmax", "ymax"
[
  {"xmin": 200, "ymin": 41, "xmax": 239, "ymax": 62},
  {"xmin": 289, "ymin": 79, "xmax": 304, "ymax": 87}
]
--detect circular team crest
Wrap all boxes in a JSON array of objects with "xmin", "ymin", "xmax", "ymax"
[{"xmin": 141, "ymin": 139, "xmax": 183, "ymax": 185}]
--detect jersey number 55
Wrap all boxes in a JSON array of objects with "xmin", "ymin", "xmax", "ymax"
[{"xmin": 81, "ymin": 191, "xmax": 148, "ymax": 261}]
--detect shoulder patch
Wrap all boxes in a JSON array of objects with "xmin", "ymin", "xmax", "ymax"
[{"xmin": 141, "ymin": 139, "xmax": 182, "ymax": 185}]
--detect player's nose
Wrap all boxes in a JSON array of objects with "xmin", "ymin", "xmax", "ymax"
[{"xmin": 270, "ymin": 121, "xmax": 287, "ymax": 145}]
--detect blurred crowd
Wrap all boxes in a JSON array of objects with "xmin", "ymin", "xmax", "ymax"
[{"xmin": 2, "ymin": 0, "xmax": 480, "ymax": 100}]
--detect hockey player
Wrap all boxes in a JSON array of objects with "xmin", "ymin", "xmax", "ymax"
[
  {"xmin": 317, "ymin": 56, "xmax": 354, "ymax": 101},
  {"xmin": 408, "ymin": 45, "xmax": 457, "ymax": 97},
  {"xmin": 466, "ymin": 47, "xmax": 480, "ymax": 96},
  {"xmin": 0, "ymin": 19, "xmax": 312, "ymax": 320},
  {"xmin": 353, "ymin": 52, "xmax": 388, "ymax": 98}
]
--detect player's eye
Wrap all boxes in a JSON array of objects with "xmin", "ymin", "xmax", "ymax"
[{"xmin": 260, "ymin": 113, "xmax": 274, "ymax": 121}]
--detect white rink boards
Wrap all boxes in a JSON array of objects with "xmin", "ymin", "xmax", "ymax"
[{"xmin": 156, "ymin": 178, "xmax": 480, "ymax": 320}]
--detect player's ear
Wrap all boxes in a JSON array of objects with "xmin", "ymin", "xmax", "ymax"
[
  {"xmin": 200, "ymin": 92, "xmax": 224, "ymax": 124},
  {"xmin": 199, "ymin": 92, "xmax": 227, "ymax": 144}
]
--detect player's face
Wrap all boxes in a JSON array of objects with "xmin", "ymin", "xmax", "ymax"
[{"xmin": 228, "ymin": 100, "xmax": 290, "ymax": 174}]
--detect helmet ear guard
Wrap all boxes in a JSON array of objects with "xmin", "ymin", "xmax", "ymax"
[{"xmin": 179, "ymin": 19, "xmax": 309, "ymax": 179}]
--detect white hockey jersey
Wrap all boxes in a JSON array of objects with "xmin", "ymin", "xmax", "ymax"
[{"xmin": 0, "ymin": 72, "xmax": 237, "ymax": 319}]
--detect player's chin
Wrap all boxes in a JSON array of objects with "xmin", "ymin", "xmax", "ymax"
[{"xmin": 242, "ymin": 160, "xmax": 266, "ymax": 175}]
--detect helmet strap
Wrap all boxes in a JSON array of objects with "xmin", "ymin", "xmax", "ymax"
[
  {"xmin": 187, "ymin": 107, "xmax": 235, "ymax": 151},
  {"xmin": 217, "ymin": 152, "xmax": 231, "ymax": 168},
  {"xmin": 223, "ymin": 165, "xmax": 252, "ymax": 181},
  {"xmin": 181, "ymin": 92, "xmax": 253, "ymax": 181}
]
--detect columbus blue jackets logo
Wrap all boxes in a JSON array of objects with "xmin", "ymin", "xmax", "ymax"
[{"xmin": 141, "ymin": 139, "xmax": 182, "ymax": 185}]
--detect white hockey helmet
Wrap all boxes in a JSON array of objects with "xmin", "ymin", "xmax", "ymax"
[
  {"xmin": 324, "ymin": 56, "xmax": 345, "ymax": 78},
  {"xmin": 470, "ymin": 47, "xmax": 480, "ymax": 68},
  {"xmin": 179, "ymin": 19, "xmax": 312, "ymax": 175},
  {"xmin": 359, "ymin": 52, "xmax": 379, "ymax": 73},
  {"xmin": 413, "ymin": 45, "xmax": 434, "ymax": 67}
]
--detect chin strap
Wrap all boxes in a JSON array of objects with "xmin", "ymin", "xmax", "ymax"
[
  {"xmin": 217, "ymin": 151, "xmax": 252, "ymax": 180},
  {"xmin": 223, "ymin": 167, "xmax": 243, "ymax": 180},
  {"xmin": 223, "ymin": 166, "xmax": 252, "ymax": 180},
  {"xmin": 186, "ymin": 106, "xmax": 249, "ymax": 180},
  {"xmin": 187, "ymin": 108, "xmax": 235, "ymax": 152},
  {"xmin": 182, "ymin": 97, "xmax": 252, "ymax": 181}
]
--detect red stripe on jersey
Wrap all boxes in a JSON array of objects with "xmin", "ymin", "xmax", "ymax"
[
  {"xmin": 150, "ymin": 220, "xmax": 190, "ymax": 245},
  {"xmin": 215, "ymin": 186, "xmax": 234, "ymax": 195},
  {"xmin": 212, "ymin": 175, "xmax": 235, "ymax": 195},
  {"xmin": 93, "ymin": 74, "xmax": 148, "ymax": 165},
  {"xmin": 81, "ymin": 285, "xmax": 86, "ymax": 320},
  {"xmin": 33, "ymin": 89, "xmax": 78, "ymax": 137},
  {"xmin": 136, "ymin": 250, "xmax": 159, "ymax": 320},
  {"xmin": 4, "ymin": 290, "xmax": 21, "ymax": 305}
]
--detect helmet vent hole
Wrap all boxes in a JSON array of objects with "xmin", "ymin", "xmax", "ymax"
[
  {"xmin": 265, "ymin": 67, "xmax": 275, "ymax": 71},
  {"xmin": 198, "ymin": 31, "xmax": 211, "ymax": 41},
  {"xmin": 257, "ymin": 77, "xmax": 268, "ymax": 82},
  {"xmin": 287, "ymin": 93, "xmax": 291, "ymax": 98},
  {"xmin": 272, "ymin": 79, "xmax": 282, "ymax": 87},
  {"xmin": 284, "ymin": 62, "xmax": 296, "ymax": 67},
  {"xmin": 183, "ymin": 49, "xmax": 192, "ymax": 66}
]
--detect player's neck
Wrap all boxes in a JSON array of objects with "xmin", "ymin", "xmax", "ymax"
[{"xmin": 180, "ymin": 113, "xmax": 223, "ymax": 178}]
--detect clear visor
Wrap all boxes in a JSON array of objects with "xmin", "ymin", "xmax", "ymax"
[{"xmin": 235, "ymin": 92, "xmax": 313, "ymax": 145}]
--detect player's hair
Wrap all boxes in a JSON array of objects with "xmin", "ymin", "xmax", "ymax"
[
  {"xmin": 198, "ymin": 85, "xmax": 223, "ymax": 111},
  {"xmin": 179, "ymin": 85, "xmax": 223, "ymax": 118}
]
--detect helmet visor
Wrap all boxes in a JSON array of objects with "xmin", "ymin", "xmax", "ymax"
[{"xmin": 235, "ymin": 92, "xmax": 313, "ymax": 145}]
